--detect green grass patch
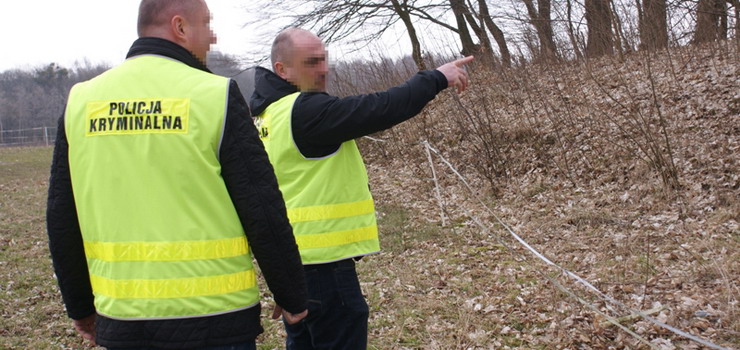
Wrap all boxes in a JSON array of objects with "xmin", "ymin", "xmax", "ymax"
[
  {"xmin": 376, "ymin": 203, "xmax": 443, "ymax": 253},
  {"xmin": 0, "ymin": 146, "xmax": 73, "ymax": 349}
]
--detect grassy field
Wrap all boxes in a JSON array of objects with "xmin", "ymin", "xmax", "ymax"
[
  {"xmin": 0, "ymin": 146, "xmax": 529, "ymax": 349},
  {"xmin": 1, "ymin": 144, "xmax": 736, "ymax": 349},
  {"xmin": 0, "ymin": 147, "xmax": 533, "ymax": 349},
  {"xmin": 0, "ymin": 146, "xmax": 523, "ymax": 350},
  {"xmin": 0, "ymin": 146, "xmax": 84, "ymax": 349}
]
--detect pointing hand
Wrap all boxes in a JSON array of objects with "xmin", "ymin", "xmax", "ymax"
[{"xmin": 436, "ymin": 56, "xmax": 474, "ymax": 93}]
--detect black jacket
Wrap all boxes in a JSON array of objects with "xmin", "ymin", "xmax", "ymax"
[
  {"xmin": 249, "ymin": 67, "xmax": 448, "ymax": 158},
  {"xmin": 46, "ymin": 38, "xmax": 307, "ymax": 349}
]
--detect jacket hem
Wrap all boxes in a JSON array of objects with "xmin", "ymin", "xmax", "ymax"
[
  {"xmin": 97, "ymin": 302, "xmax": 259, "ymax": 321},
  {"xmin": 302, "ymin": 251, "xmax": 379, "ymax": 265}
]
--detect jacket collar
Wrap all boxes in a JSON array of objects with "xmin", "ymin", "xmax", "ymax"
[
  {"xmin": 249, "ymin": 67, "xmax": 299, "ymax": 116},
  {"xmin": 126, "ymin": 37, "xmax": 211, "ymax": 73}
]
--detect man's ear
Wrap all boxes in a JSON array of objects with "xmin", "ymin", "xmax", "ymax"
[
  {"xmin": 170, "ymin": 15, "xmax": 187, "ymax": 42},
  {"xmin": 274, "ymin": 61, "xmax": 287, "ymax": 79}
]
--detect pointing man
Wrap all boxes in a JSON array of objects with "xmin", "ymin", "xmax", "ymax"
[{"xmin": 250, "ymin": 27, "xmax": 473, "ymax": 349}]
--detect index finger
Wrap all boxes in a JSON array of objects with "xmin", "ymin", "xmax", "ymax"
[{"xmin": 453, "ymin": 56, "xmax": 475, "ymax": 67}]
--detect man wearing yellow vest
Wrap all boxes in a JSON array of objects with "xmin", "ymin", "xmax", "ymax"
[
  {"xmin": 249, "ymin": 27, "xmax": 473, "ymax": 349},
  {"xmin": 46, "ymin": 1, "xmax": 307, "ymax": 349}
]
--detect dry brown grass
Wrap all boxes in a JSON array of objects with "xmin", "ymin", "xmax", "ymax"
[
  {"xmin": 356, "ymin": 42, "xmax": 738, "ymax": 349},
  {"xmin": 0, "ymin": 146, "xmax": 86, "ymax": 349}
]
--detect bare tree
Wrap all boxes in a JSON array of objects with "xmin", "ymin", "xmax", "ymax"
[
  {"xmin": 390, "ymin": 0, "xmax": 426, "ymax": 69},
  {"xmin": 261, "ymin": 0, "xmax": 447, "ymax": 71},
  {"xmin": 461, "ymin": 0, "xmax": 496, "ymax": 63},
  {"xmin": 609, "ymin": 0, "xmax": 627, "ymax": 58},
  {"xmin": 521, "ymin": 0, "xmax": 559, "ymax": 61},
  {"xmin": 0, "ymin": 63, "xmax": 108, "ymax": 141},
  {"xmin": 585, "ymin": 0, "xmax": 614, "ymax": 57},
  {"xmin": 450, "ymin": 0, "xmax": 479, "ymax": 56},
  {"xmin": 263, "ymin": 0, "xmax": 512, "ymax": 69},
  {"xmin": 719, "ymin": 0, "xmax": 729, "ymax": 39},
  {"xmin": 565, "ymin": 0, "xmax": 584, "ymax": 60},
  {"xmin": 735, "ymin": 0, "xmax": 740, "ymax": 44},
  {"xmin": 410, "ymin": 0, "xmax": 511, "ymax": 66},
  {"xmin": 694, "ymin": 0, "xmax": 728, "ymax": 43},
  {"xmin": 477, "ymin": 0, "xmax": 512, "ymax": 66},
  {"xmin": 638, "ymin": 0, "xmax": 668, "ymax": 50}
]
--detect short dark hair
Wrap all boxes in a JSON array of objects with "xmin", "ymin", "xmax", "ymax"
[
  {"xmin": 137, "ymin": 0, "xmax": 201, "ymax": 37},
  {"xmin": 271, "ymin": 28, "xmax": 296, "ymax": 70}
]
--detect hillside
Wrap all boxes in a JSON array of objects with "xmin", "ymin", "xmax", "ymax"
[{"xmin": 355, "ymin": 43, "xmax": 738, "ymax": 348}]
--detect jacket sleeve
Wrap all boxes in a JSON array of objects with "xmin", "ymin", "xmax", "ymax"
[
  {"xmin": 46, "ymin": 115, "xmax": 96, "ymax": 320},
  {"xmin": 293, "ymin": 69, "xmax": 448, "ymax": 149},
  {"xmin": 219, "ymin": 80, "xmax": 307, "ymax": 314}
]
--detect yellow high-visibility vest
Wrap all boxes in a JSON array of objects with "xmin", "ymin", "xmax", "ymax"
[
  {"xmin": 254, "ymin": 92, "xmax": 380, "ymax": 264},
  {"xmin": 65, "ymin": 55, "xmax": 258, "ymax": 320}
]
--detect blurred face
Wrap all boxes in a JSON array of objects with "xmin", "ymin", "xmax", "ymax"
[
  {"xmin": 185, "ymin": 0, "xmax": 216, "ymax": 64},
  {"xmin": 279, "ymin": 33, "xmax": 328, "ymax": 92}
]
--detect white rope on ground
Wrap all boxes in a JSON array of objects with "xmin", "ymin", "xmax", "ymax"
[
  {"xmin": 466, "ymin": 212, "xmax": 661, "ymax": 349},
  {"xmin": 544, "ymin": 273, "xmax": 661, "ymax": 349},
  {"xmin": 424, "ymin": 144, "xmax": 447, "ymax": 226},
  {"xmin": 420, "ymin": 141, "xmax": 730, "ymax": 350},
  {"xmin": 483, "ymin": 208, "xmax": 730, "ymax": 350},
  {"xmin": 362, "ymin": 135, "xmax": 388, "ymax": 143}
]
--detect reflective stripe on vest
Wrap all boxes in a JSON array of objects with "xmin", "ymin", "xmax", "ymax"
[
  {"xmin": 83, "ymin": 236, "xmax": 249, "ymax": 261},
  {"xmin": 65, "ymin": 55, "xmax": 258, "ymax": 319},
  {"xmin": 255, "ymin": 92, "xmax": 380, "ymax": 264}
]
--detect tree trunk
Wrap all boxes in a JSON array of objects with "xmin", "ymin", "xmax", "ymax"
[
  {"xmin": 585, "ymin": 0, "xmax": 614, "ymax": 57},
  {"xmin": 639, "ymin": 0, "xmax": 668, "ymax": 50},
  {"xmin": 610, "ymin": 0, "xmax": 626, "ymax": 58},
  {"xmin": 735, "ymin": 0, "xmax": 740, "ymax": 46},
  {"xmin": 450, "ymin": 0, "xmax": 478, "ymax": 56},
  {"xmin": 719, "ymin": 0, "xmax": 728, "ymax": 39},
  {"xmin": 537, "ymin": 0, "xmax": 557, "ymax": 59},
  {"xmin": 390, "ymin": 0, "xmax": 426, "ymax": 70},
  {"xmin": 566, "ymin": 0, "xmax": 584, "ymax": 60},
  {"xmin": 694, "ymin": 0, "xmax": 724, "ymax": 43},
  {"xmin": 522, "ymin": 0, "xmax": 558, "ymax": 61},
  {"xmin": 463, "ymin": 7, "xmax": 495, "ymax": 64},
  {"xmin": 478, "ymin": 0, "xmax": 511, "ymax": 66}
]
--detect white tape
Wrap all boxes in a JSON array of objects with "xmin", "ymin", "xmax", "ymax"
[{"xmin": 422, "ymin": 141, "xmax": 730, "ymax": 350}]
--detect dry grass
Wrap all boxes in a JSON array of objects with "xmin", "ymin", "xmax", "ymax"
[
  {"xmin": 0, "ymin": 146, "xmax": 85, "ymax": 349},
  {"xmin": 356, "ymin": 43, "xmax": 738, "ymax": 349},
  {"xmin": 1, "ymin": 43, "xmax": 737, "ymax": 349}
]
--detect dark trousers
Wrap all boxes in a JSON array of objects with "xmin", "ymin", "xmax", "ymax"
[
  {"xmin": 107, "ymin": 340, "xmax": 256, "ymax": 350},
  {"xmin": 285, "ymin": 259, "xmax": 369, "ymax": 350}
]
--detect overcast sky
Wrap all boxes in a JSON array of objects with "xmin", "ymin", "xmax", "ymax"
[
  {"xmin": 0, "ymin": 1, "xmax": 268, "ymax": 72},
  {"xmin": 1, "ymin": 0, "xmax": 461, "ymax": 74}
]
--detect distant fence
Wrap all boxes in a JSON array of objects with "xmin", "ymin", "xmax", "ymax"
[{"xmin": 0, "ymin": 127, "xmax": 57, "ymax": 147}]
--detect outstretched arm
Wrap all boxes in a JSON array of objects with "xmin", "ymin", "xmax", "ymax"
[{"xmin": 294, "ymin": 56, "xmax": 474, "ymax": 148}]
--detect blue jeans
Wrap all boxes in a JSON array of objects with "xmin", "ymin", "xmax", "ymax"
[
  {"xmin": 285, "ymin": 259, "xmax": 369, "ymax": 350},
  {"xmin": 107, "ymin": 340, "xmax": 256, "ymax": 350}
]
